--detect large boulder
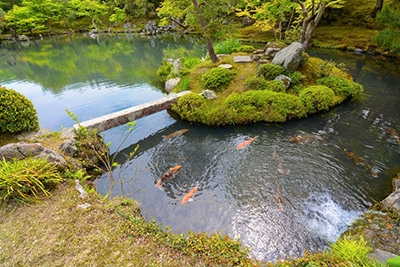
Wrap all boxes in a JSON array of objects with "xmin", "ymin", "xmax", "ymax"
[
  {"xmin": 272, "ymin": 42, "xmax": 303, "ymax": 72},
  {"xmin": 263, "ymin": 42, "xmax": 286, "ymax": 59},
  {"xmin": 165, "ymin": 77, "xmax": 181, "ymax": 93}
]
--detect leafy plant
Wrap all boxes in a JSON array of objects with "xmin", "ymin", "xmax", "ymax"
[
  {"xmin": 214, "ymin": 37, "xmax": 241, "ymax": 54},
  {"xmin": 285, "ymin": 71, "xmax": 305, "ymax": 93},
  {"xmin": 232, "ymin": 45, "xmax": 256, "ymax": 53},
  {"xmin": 0, "ymin": 157, "xmax": 62, "ymax": 204},
  {"xmin": 258, "ymin": 64, "xmax": 285, "ymax": 80},
  {"xmin": 175, "ymin": 76, "xmax": 191, "ymax": 92},
  {"xmin": 330, "ymin": 235, "xmax": 372, "ymax": 263},
  {"xmin": 156, "ymin": 61, "xmax": 173, "ymax": 82},
  {"xmin": 299, "ymin": 85, "xmax": 335, "ymax": 113},
  {"xmin": 182, "ymin": 56, "xmax": 202, "ymax": 69},
  {"xmin": 201, "ymin": 67, "xmax": 236, "ymax": 90},
  {"xmin": 373, "ymin": 0, "xmax": 400, "ymax": 54},
  {"xmin": 0, "ymin": 87, "xmax": 39, "ymax": 133},
  {"xmin": 317, "ymin": 76, "xmax": 363, "ymax": 98}
]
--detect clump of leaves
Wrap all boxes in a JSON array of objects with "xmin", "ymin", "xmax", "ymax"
[
  {"xmin": 0, "ymin": 86, "xmax": 39, "ymax": 133},
  {"xmin": 317, "ymin": 76, "xmax": 363, "ymax": 98},
  {"xmin": 175, "ymin": 76, "xmax": 191, "ymax": 92},
  {"xmin": 258, "ymin": 64, "xmax": 285, "ymax": 80},
  {"xmin": 182, "ymin": 56, "xmax": 202, "ymax": 69},
  {"xmin": 156, "ymin": 61, "xmax": 173, "ymax": 81},
  {"xmin": 201, "ymin": 67, "xmax": 237, "ymax": 90},
  {"xmin": 214, "ymin": 37, "xmax": 241, "ymax": 54},
  {"xmin": 299, "ymin": 85, "xmax": 335, "ymax": 113},
  {"xmin": 330, "ymin": 235, "xmax": 372, "ymax": 263},
  {"xmin": 0, "ymin": 158, "xmax": 62, "ymax": 204}
]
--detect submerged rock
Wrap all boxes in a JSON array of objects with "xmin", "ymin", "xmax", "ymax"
[{"xmin": 272, "ymin": 42, "xmax": 303, "ymax": 72}]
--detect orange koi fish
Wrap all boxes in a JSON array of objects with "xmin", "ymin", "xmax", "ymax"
[
  {"xmin": 155, "ymin": 165, "xmax": 182, "ymax": 189},
  {"xmin": 388, "ymin": 128, "xmax": 400, "ymax": 144},
  {"xmin": 344, "ymin": 149, "xmax": 377, "ymax": 176},
  {"xmin": 164, "ymin": 129, "xmax": 189, "ymax": 139},
  {"xmin": 290, "ymin": 136, "xmax": 323, "ymax": 144},
  {"xmin": 181, "ymin": 184, "xmax": 199, "ymax": 204},
  {"xmin": 273, "ymin": 153, "xmax": 290, "ymax": 177},
  {"xmin": 237, "ymin": 137, "xmax": 257, "ymax": 149}
]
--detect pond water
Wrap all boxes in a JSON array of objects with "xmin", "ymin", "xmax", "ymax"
[{"xmin": 1, "ymin": 34, "xmax": 399, "ymax": 262}]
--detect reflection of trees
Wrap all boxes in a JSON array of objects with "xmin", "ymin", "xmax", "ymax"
[{"xmin": 0, "ymin": 34, "xmax": 205, "ymax": 94}]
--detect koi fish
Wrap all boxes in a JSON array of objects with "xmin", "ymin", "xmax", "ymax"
[
  {"xmin": 290, "ymin": 136, "xmax": 323, "ymax": 144},
  {"xmin": 388, "ymin": 128, "xmax": 400, "ymax": 144},
  {"xmin": 344, "ymin": 149, "xmax": 377, "ymax": 176},
  {"xmin": 273, "ymin": 153, "xmax": 290, "ymax": 177},
  {"xmin": 181, "ymin": 184, "xmax": 199, "ymax": 204},
  {"xmin": 155, "ymin": 165, "xmax": 182, "ymax": 189},
  {"xmin": 164, "ymin": 129, "xmax": 189, "ymax": 139},
  {"xmin": 237, "ymin": 137, "xmax": 257, "ymax": 149}
]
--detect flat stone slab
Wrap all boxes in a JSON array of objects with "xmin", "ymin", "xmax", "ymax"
[
  {"xmin": 219, "ymin": 64, "xmax": 232, "ymax": 69},
  {"xmin": 74, "ymin": 91, "xmax": 191, "ymax": 133},
  {"xmin": 233, "ymin": 56, "xmax": 252, "ymax": 63}
]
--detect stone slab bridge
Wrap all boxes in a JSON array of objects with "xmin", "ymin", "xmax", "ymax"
[{"xmin": 72, "ymin": 91, "xmax": 191, "ymax": 133}]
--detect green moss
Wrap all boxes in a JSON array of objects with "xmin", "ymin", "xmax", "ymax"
[
  {"xmin": 299, "ymin": 85, "xmax": 335, "ymax": 113},
  {"xmin": 201, "ymin": 67, "xmax": 237, "ymax": 91},
  {"xmin": 244, "ymin": 76, "xmax": 285, "ymax": 92},
  {"xmin": 258, "ymin": 64, "xmax": 285, "ymax": 80},
  {"xmin": 232, "ymin": 45, "xmax": 256, "ymax": 53},
  {"xmin": 317, "ymin": 76, "xmax": 363, "ymax": 98},
  {"xmin": 285, "ymin": 71, "xmax": 305, "ymax": 93},
  {"xmin": 156, "ymin": 61, "xmax": 173, "ymax": 82}
]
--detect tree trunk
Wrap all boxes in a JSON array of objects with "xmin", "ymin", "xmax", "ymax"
[
  {"xmin": 371, "ymin": 0, "xmax": 384, "ymax": 18},
  {"xmin": 284, "ymin": 7, "xmax": 296, "ymax": 42},
  {"xmin": 62, "ymin": 12, "xmax": 69, "ymax": 30},
  {"xmin": 191, "ymin": 0, "xmax": 218, "ymax": 63}
]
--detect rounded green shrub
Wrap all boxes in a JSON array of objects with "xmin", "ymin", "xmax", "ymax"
[
  {"xmin": 245, "ymin": 76, "xmax": 286, "ymax": 93},
  {"xmin": 232, "ymin": 45, "xmax": 255, "ymax": 53},
  {"xmin": 172, "ymin": 93, "xmax": 206, "ymax": 117},
  {"xmin": 299, "ymin": 85, "xmax": 335, "ymax": 113},
  {"xmin": 258, "ymin": 64, "xmax": 285, "ymax": 80},
  {"xmin": 266, "ymin": 80, "xmax": 286, "ymax": 93},
  {"xmin": 316, "ymin": 76, "xmax": 363, "ymax": 98},
  {"xmin": 201, "ymin": 68, "xmax": 236, "ymax": 90},
  {"xmin": 0, "ymin": 87, "xmax": 39, "ymax": 133},
  {"xmin": 157, "ymin": 61, "xmax": 173, "ymax": 81}
]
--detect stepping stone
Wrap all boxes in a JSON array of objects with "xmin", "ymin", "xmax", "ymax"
[
  {"xmin": 368, "ymin": 249, "xmax": 398, "ymax": 265},
  {"xmin": 219, "ymin": 64, "xmax": 233, "ymax": 69},
  {"xmin": 233, "ymin": 56, "xmax": 252, "ymax": 63}
]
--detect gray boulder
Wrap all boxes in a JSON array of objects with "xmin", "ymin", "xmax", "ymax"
[
  {"xmin": 165, "ymin": 77, "xmax": 181, "ymax": 93},
  {"xmin": 233, "ymin": 56, "xmax": 252, "ymax": 63},
  {"xmin": 200, "ymin": 90, "xmax": 217, "ymax": 100},
  {"xmin": 382, "ymin": 178, "xmax": 400, "ymax": 212},
  {"xmin": 242, "ymin": 16, "xmax": 253, "ymax": 27},
  {"xmin": 263, "ymin": 42, "xmax": 286, "ymax": 59},
  {"xmin": 173, "ymin": 58, "xmax": 182, "ymax": 75},
  {"xmin": 275, "ymin": 75, "xmax": 292, "ymax": 90},
  {"xmin": 60, "ymin": 139, "xmax": 78, "ymax": 156},
  {"xmin": 272, "ymin": 42, "xmax": 303, "ymax": 72}
]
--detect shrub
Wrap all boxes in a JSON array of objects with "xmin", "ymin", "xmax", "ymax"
[
  {"xmin": 182, "ymin": 57, "xmax": 202, "ymax": 69},
  {"xmin": 299, "ymin": 85, "xmax": 335, "ymax": 113},
  {"xmin": 175, "ymin": 77, "xmax": 191, "ymax": 92},
  {"xmin": 330, "ymin": 235, "xmax": 372, "ymax": 263},
  {"xmin": 201, "ymin": 67, "xmax": 236, "ymax": 90},
  {"xmin": 258, "ymin": 64, "xmax": 285, "ymax": 80},
  {"xmin": 179, "ymin": 67, "xmax": 191, "ymax": 77},
  {"xmin": 214, "ymin": 37, "xmax": 241, "ymax": 54},
  {"xmin": 0, "ymin": 158, "xmax": 62, "ymax": 203},
  {"xmin": 373, "ymin": 1, "xmax": 400, "ymax": 54},
  {"xmin": 317, "ymin": 76, "xmax": 363, "ymax": 98},
  {"xmin": 0, "ymin": 87, "xmax": 39, "ymax": 133},
  {"xmin": 156, "ymin": 61, "xmax": 173, "ymax": 81},
  {"xmin": 232, "ymin": 45, "xmax": 255, "ymax": 53},
  {"xmin": 244, "ymin": 75, "xmax": 270, "ymax": 90},
  {"xmin": 266, "ymin": 80, "xmax": 286, "ymax": 93},
  {"xmin": 172, "ymin": 93, "xmax": 206, "ymax": 117},
  {"xmin": 285, "ymin": 71, "xmax": 304, "ymax": 93}
]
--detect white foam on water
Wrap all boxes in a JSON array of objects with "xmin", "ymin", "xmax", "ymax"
[{"xmin": 304, "ymin": 195, "xmax": 361, "ymax": 243}]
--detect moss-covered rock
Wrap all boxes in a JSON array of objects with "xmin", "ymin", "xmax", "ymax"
[
  {"xmin": 244, "ymin": 76, "xmax": 285, "ymax": 93},
  {"xmin": 299, "ymin": 85, "xmax": 335, "ymax": 113},
  {"xmin": 258, "ymin": 64, "xmax": 285, "ymax": 80},
  {"xmin": 317, "ymin": 76, "xmax": 363, "ymax": 97}
]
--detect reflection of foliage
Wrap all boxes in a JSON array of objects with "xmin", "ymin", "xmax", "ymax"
[
  {"xmin": 0, "ymin": 35, "xmax": 205, "ymax": 94},
  {"xmin": 373, "ymin": 0, "xmax": 400, "ymax": 54}
]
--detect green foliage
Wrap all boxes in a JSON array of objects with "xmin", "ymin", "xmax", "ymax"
[
  {"xmin": 5, "ymin": 4, "xmax": 46, "ymax": 33},
  {"xmin": 0, "ymin": 157, "xmax": 62, "ymax": 204},
  {"xmin": 109, "ymin": 7, "xmax": 127, "ymax": 25},
  {"xmin": 121, "ymin": 214, "xmax": 257, "ymax": 266},
  {"xmin": 299, "ymin": 85, "xmax": 335, "ymax": 113},
  {"xmin": 244, "ymin": 75, "xmax": 270, "ymax": 90},
  {"xmin": 299, "ymin": 52, "xmax": 310, "ymax": 68},
  {"xmin": 266, "ymin": 80, "xmax": 286, "ymax": 93},
  {"xmin": 214, "ymin": 37, "xmax": 241, "ymax": 54},
  {"xmin": 0, "ymin": 87, "xmax": 39, "ymax": 133},
  {"xmin": 386, "ymin": 256, "xmax": 400, "ymax": 266},
  {"xmin": 201, "ymin": 67, "xmax": 236, "ymax": 90},
  {"xmin": 317, "ymin": 59, "xmax": 348, "ymax": 78},
  {"xmin": 317, "ymin": 76, "xmax": 363, "ymax": 98},
  {"xmin": 182, "ymin": 56, "xmax": 202, "ymax": 69},
  {"xmin": 285, "ymin": 71, "xmax": 304, "ymax": 93},
  {"xmin": 179, "ymin": 67, "xmax": 190, "ymax": 77},
  {"xmin": 258, "ymin": 63, "xmax": 285, "ymax": 80},
  {"xmin": 156, "ymin": 61, "xmax": 173, "ymax": 82},
  {"xmin": 172, "ymin": 93, "xmax": 205, "ymax": 115},
  {"xmin": 373, "ymin": 0, "xmax": 400, "ymax": 54},
  {"xmin": 232, "ymin": 45, "xmax": 256, "ymax": 53},
  {"xmin": 330, "ymin": 235, "xmax": 372, "ymax": 263},
  {"xmin": 175, "ymin": 76, "xmax": 190, "ymax": 92}
]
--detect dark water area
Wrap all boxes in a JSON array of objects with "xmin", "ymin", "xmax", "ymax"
[{"xmin": 1, "ymin": 35, "xmax": 399, "ymax": 262}]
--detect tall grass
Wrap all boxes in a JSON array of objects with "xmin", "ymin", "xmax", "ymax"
[{"xmin": 214, "ymin": 37, "xmax": 241, "ymax": 54}]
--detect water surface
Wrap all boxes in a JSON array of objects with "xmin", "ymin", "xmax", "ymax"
[{"xmin": 1, "ymin": 36, "xmax": 399, "ymax": 262}]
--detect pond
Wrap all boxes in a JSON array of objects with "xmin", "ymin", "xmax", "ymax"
[{"xmin": 1, "ymin": 34, "xmax": 399, "ymax": 262}]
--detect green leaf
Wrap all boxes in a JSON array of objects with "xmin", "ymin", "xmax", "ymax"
[{"xmin": 387, "ymin": 256, "xmax": 400, "ymax": 267}]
